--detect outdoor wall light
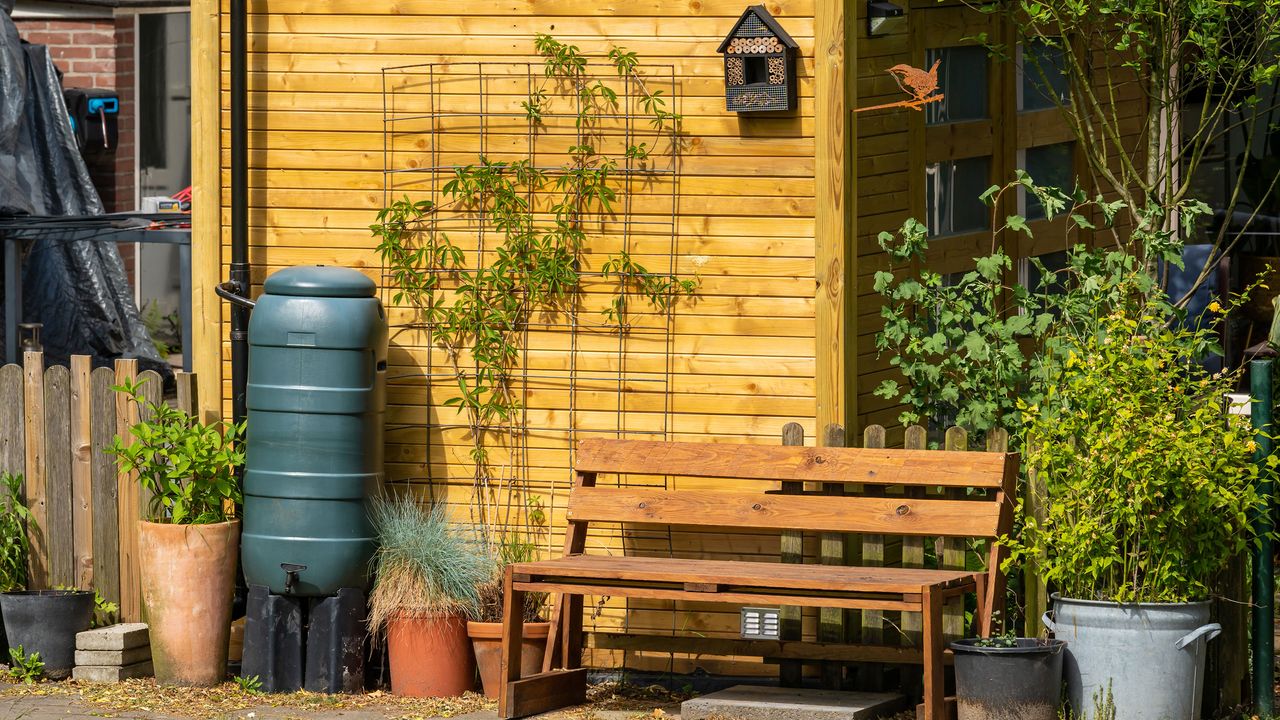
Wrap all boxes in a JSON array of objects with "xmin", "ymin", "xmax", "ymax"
[{"xmin": 867, "ymin": 0, "xmax": 904, "ymax": 37}]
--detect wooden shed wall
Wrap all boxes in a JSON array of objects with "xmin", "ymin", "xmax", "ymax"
[{"xmin": 194, "ymin": 0, "xmax": 857, "ymax": 675}]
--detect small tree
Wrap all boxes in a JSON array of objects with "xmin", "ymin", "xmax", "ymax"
[{"xmin": 965, "ymin": 0, "xmax": 1280, "ymax": 297}]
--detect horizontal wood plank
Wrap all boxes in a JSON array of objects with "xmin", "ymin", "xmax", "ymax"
[
  {"xmin": 502, "ymin": 668, "xmax": 589, "ymax": 719},
  {"xmin": 567, "ymin": 486, "xmax": 1003, "ymax": 537},
  {"xmin": 574, "ymin": 438, "xmax": 1014, "ymax": 488}
]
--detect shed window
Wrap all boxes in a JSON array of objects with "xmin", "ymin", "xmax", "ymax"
[
  {"xmin": 1019, "ymin": 38, "xmax": 1071, "ymax": 111},
  {"xmin": 926, "ymin": 156, "xmax": 991, "ymax": 237},
  {"xmin": 1020, "ymin": 142, "xmax": 1076, "ymax": 220},
  {"xmin": 925, "ymin": 46, "xmax": 989, "ymax": 125}
]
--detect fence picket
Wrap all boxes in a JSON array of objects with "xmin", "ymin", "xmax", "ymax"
[
  {"xmin": 91, "ymin": 366, "xmax": 120, "ymax": 607},
  {"xmin": 71, "ymin": 356, "xmax": 94, "ymax": 589},
  {"xmin": 777, "ymin": 421, "xmax": 804, "ymax": 687},
  {"xmin": 114, "ymin": 359, "xmax": 141, "ymax": 621},
  {"xmin": 44, "ymin": 364, "xmax": 74, "ymax": 588},
  {"xmin": 23, "ymin": 351, "xmax": 47, "ymax": 587},
  {"xmin": 857, "ymin": 424, "xmax": 887, "ymax": 691},
  {"xmin": 818, "ymin": 422, "xmax": 846, "ymax": 690},
  {"xmin": 940, "ymin": 427, "xmax": 968, "ymax": 641},
  {"xmin": 0, "ymin": 364, "xmax": 23, "ymax": 477}
]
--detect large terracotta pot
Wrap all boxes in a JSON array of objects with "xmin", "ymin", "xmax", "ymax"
[
  {"xmin": 138, "ymin": 519, "xmax": 240, "ymax": 686},
  {"xmin": 387, "ymin": 613, "xmax": 474, "ymax": 697},
  {"xmin": 468, "ymin": 621, "xmax": 550, "ymax": 698}
]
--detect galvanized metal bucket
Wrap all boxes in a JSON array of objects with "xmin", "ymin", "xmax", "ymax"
[{"xmin": 1044, "ymin": 594, "xmax": 1220, "ymax": 720}]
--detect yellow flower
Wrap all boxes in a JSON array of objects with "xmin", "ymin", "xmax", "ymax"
[{"xmin": 1208, "ymin": 301, "xmax": 1223, "ymax": 313}]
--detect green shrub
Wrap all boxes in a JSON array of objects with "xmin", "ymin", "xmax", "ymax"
[
  {"xmin": 6, "ymin": 646, "xmax": 43, "ymax": 683},
  {"xmin": 0, "ymin": 472, "xmax": 30, "ymax": 592},
  {"xmin": 1005, "ymin": 302, "xmax": 1271, "ymax": 603},
  {"xmin": 107, "ymin": 378, "xmax": 244, "ymax": 525}
]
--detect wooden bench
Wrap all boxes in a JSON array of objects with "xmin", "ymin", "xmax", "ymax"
[{"xmin": 497, "ymin": 438, "xmax": 1018, "ymax": 719}]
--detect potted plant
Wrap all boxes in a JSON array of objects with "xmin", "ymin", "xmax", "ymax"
[
  {"xmin": 367, "ymin": 495, "xmax": 490, "ymax": 697},
  {"xmin": 950, "ymin": 624, "xmax": 1066, "ymax": 720},
  {"xmin": 108, "ymin": 378, "xmax": 244, "ymax": 687},
  {"xmin": 1006, "ymin": 299, "xmax": 1266, "ymax": 720},
  {"xmin": 0, "ymin": 471, "xmax": 94, "ymax": 681},
  {"xmin": 468, "ymin": 534, "xmax": 549, "ymax": 698}
]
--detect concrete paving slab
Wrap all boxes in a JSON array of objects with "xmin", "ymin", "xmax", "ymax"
[
  {"xmin": 680, "ymin": 685, "xmax": 905, "ymax": 720},
  {"xmin": 76, "ymin": 622, "xmax": 150, "ymax": 650},
  {"xmin": 72, "ymin": 659, "xmax": 155, "ymax": 682},
  {"xmin": 75, "ymin": 645, "xmax": 152, "ymax": 666}
]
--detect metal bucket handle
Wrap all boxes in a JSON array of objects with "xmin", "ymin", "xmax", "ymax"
[
  {"xmin": 1041, "ymin": 611, "xmax": 1056, "ymax": 633},
  {"xmin": 1174, "ymin": 622, "xmax": 1221, "ymax": 650}
]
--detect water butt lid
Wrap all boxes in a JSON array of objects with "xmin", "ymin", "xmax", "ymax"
[{"xmin": 263, "ymin": 265, "xmax": 376, "ymax": 298}]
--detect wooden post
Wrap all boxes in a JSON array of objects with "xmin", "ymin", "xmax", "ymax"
[
  {"xmin": 814, "ymin": 0, "xmax": 856, "ymax": 435},
  {"xmin": 70, "ymin": 355, "xmax": 94, "ymax": 589},
  {"xmin": 114, "ymin": 358, "xmax": 141, "ymax": 621},
  {"xmin": 90, "ymin": 367, "xmax": 120, "ymax": 607},
  {"xmin": 778, "ymin": 421, "xmax": 805, "ymax": 687},
  {"xmin": 818, "ymin": 423, "xmax": 847, "ymax": 689},
  {"xmin": 44, "ymin": 363, "xmax": 73, "ymax": 588},
  {"xmin": 190, "ymin": 0, "xmax": 224, "ymax": 425},
  {"xmin": 0, "ymin": 363, "xmax": 23, "ymax": 477},
  {"xmin": 1023, "ymin": 437, "xmax": 1048, "ymax": 638},
  {"xmin": 22, "ymin": 351, "xmax": 47, "ymax": 587}
]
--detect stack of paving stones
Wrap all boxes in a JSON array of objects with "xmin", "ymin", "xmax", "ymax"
[{"xmin": 72, "ymin": 623, "xmax": 153, "ymax": 682}]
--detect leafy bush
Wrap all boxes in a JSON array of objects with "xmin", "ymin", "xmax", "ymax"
[
  {"xmin": 367, "ymin": 496, "xmax": 492, "ymax": 635},
  {"xmin": 1004, "ymin": 302, "xmax": 1270, "ymax": 603},
  {"xmin": 107, "ymin": 378, "xmax": 244, "ymax": 524},
  {"xmin": 0, "ymin": 472, "xmax": 30, "ymax": 592}
]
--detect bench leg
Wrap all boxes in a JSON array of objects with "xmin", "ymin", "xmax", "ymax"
[
  {"xmin": 499, "ymin": 570, "xmax": 524, "ymax": 718},
  {"xmin": 973, "ymin": 574, "xmax": 989, "ymax": 637},
  {"xmin": 561, "ymin": 593, "xmax": 584, "ymax": 669},
  {"xmin": 921, "ymin": 584, "xmax": 945, "ymax": 720}
]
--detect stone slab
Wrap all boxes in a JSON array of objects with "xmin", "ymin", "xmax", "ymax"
[
  {"xmin": 74, "ymin": 645, "xmax": 152, "ymax": 667},
  {"xmin": 680, "ymin": 685, "xmax": 906, "ymax": 720},
  {"xmin": 75, "ymin": 623, "xmax": 149, "ymax": 651},
  {"xmin": 72, "ymin": 660, "xmax": 153, "ymax": 683}
]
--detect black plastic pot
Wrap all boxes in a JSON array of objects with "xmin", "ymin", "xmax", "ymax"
[
  {"xmin": 0, "ymin": 590, "xmax": 94, "ymax": 679},
  {"xmin": 951, "ymin": 638, "xmax": 1067, "ymax": 720}
]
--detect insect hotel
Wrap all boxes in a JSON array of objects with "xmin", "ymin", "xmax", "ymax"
[{"xmin": 718, "ymin": 5, "xmax": 799, "ymax": 112}]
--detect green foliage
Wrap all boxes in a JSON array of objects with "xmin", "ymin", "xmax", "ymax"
[
  {"xmin": 963, "ymin": 0, "xmax": 1280, "ymax": 295},
  {"xmin": 873, "ymin": 173, "xmax": 1213, "ymax": 441},
  {"xmin": 54, "ymin": 586, "xmax": 119, "ymax": 628},
  {"xmin": 107, "ymin": 378, "xmax": 244, "ymax": 524},
  {"xmin": 1003, "ymin": 300, "xmax": 1269, "ymax": 603},
  {"xmin": 0, "ymin": 472, "xmax": 30, "ymax": 592},
  {"xmin": 235, "ymin": 674, "xmax": 264, "ymax": 695},
  {"xmin": 367, "ymin": 496, "xmax": 492, "ymax": 634},
  {"xmin": 6, "ymin": 646, "xmax": 43, "ymax": 683},
  {"xmin": 370, "ymin": 35, "xmax": 696, "ymax": 509}
]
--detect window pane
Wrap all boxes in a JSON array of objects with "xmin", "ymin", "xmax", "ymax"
[
  {"xmin": 926, "ymin": 156, "xmax": 991, "ymax": 237},
  {"xmin": 1020, "ymin": 38, "xmax": 1070, "ymax": 111},
  {"xmin": 1023, "ymin": 250, "xmax": 1070, "ymax": 294},
  {"xmin": 925, "ymin": 46, "xmax": 988, "ymax": 125},
  {"xmin": 1021, "ymin": 142, "xmax": 1075, "ymax": 220}
]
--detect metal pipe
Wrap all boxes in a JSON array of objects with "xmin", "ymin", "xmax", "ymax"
[
  {"xmin": 1251, "ymin": 358, "xmax": 1274, "ymax": 717},
  {"xmin": 228, "ymin": 0, "xmax": 249, "ymax": 429}
]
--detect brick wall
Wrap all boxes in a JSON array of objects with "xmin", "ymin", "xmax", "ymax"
[{"xmin": 15, "ymin": 16, "xmax": 136, "ymax": 214}]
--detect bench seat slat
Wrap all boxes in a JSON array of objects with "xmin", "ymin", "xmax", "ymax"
[
  {"xmin": 567, "ymin": 487, "xmax": 1000, "ymax": 537},
  {"xmin": 574, "ymin": 438, "xmax": 1011, "ymax": 489},
  {"xmin": 511, "ymin": 555, "xmax": 977, "ymax": 594}
]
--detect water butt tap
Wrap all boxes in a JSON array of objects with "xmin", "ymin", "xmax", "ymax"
[{"xmin": 281, "ymin": 563, "xmax": 307, "ymax": 595}]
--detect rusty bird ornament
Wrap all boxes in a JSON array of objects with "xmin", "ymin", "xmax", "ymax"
[{"xmin": 855, "ymin": 59, "xmax": 944, "ymax": 113}]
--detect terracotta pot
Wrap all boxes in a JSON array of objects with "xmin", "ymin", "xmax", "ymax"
[
  {"xmin": 468, "ymin": 621, "xmax": 550, "ymax": 698},
  {"xmin": 138, "ymin": 519, "xmax": 240, "ymax": 686},
  {"xmin": 387, "ymin": 613, "xmax": 475, "ymax": 697}
]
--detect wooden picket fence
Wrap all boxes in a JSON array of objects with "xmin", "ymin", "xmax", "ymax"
[
  {"xmin": 0, "ymin": 352, "xmax": 196, "ymax": 622},
  {"xmin": 774, "ymin": 421, "xmax": 1011, "ymax": 691}
]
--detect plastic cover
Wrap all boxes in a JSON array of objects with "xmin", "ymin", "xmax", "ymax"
[{"xmin": 0, "ymin": 16, "xmax": 165, "ymax": 374}]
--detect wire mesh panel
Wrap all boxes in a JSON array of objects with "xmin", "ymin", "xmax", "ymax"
[{"xmin": 377, "ymin": 61, "xmax": 682, "ymax": 543}]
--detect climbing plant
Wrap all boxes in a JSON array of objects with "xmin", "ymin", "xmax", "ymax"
[{"xmin": 371, "ymin": 35, "xmax": 695, "ymax": 530}]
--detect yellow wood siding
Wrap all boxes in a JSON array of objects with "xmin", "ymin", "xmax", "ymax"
[{"xmin": 195, "ymin": 0, "xmax": 860, "ymax": 675}]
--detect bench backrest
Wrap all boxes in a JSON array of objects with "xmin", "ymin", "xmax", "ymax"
[{"xmin": 567, "ymin": 439, "xmax": 1018, "ymax": 541}]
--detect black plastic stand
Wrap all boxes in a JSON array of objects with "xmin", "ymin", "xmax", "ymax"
[{"xmin": 241, "ymin": 584, "xmax": 366, "ymax": 693}]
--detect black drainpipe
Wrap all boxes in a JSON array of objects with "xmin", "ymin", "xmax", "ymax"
[
  {"xmin": 214, "ymin": 0, "xmax": 254, "ymax": 623},
  {"xmin": 215, "ymin": 0, "xmax": 254, "ymax": 429}
]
